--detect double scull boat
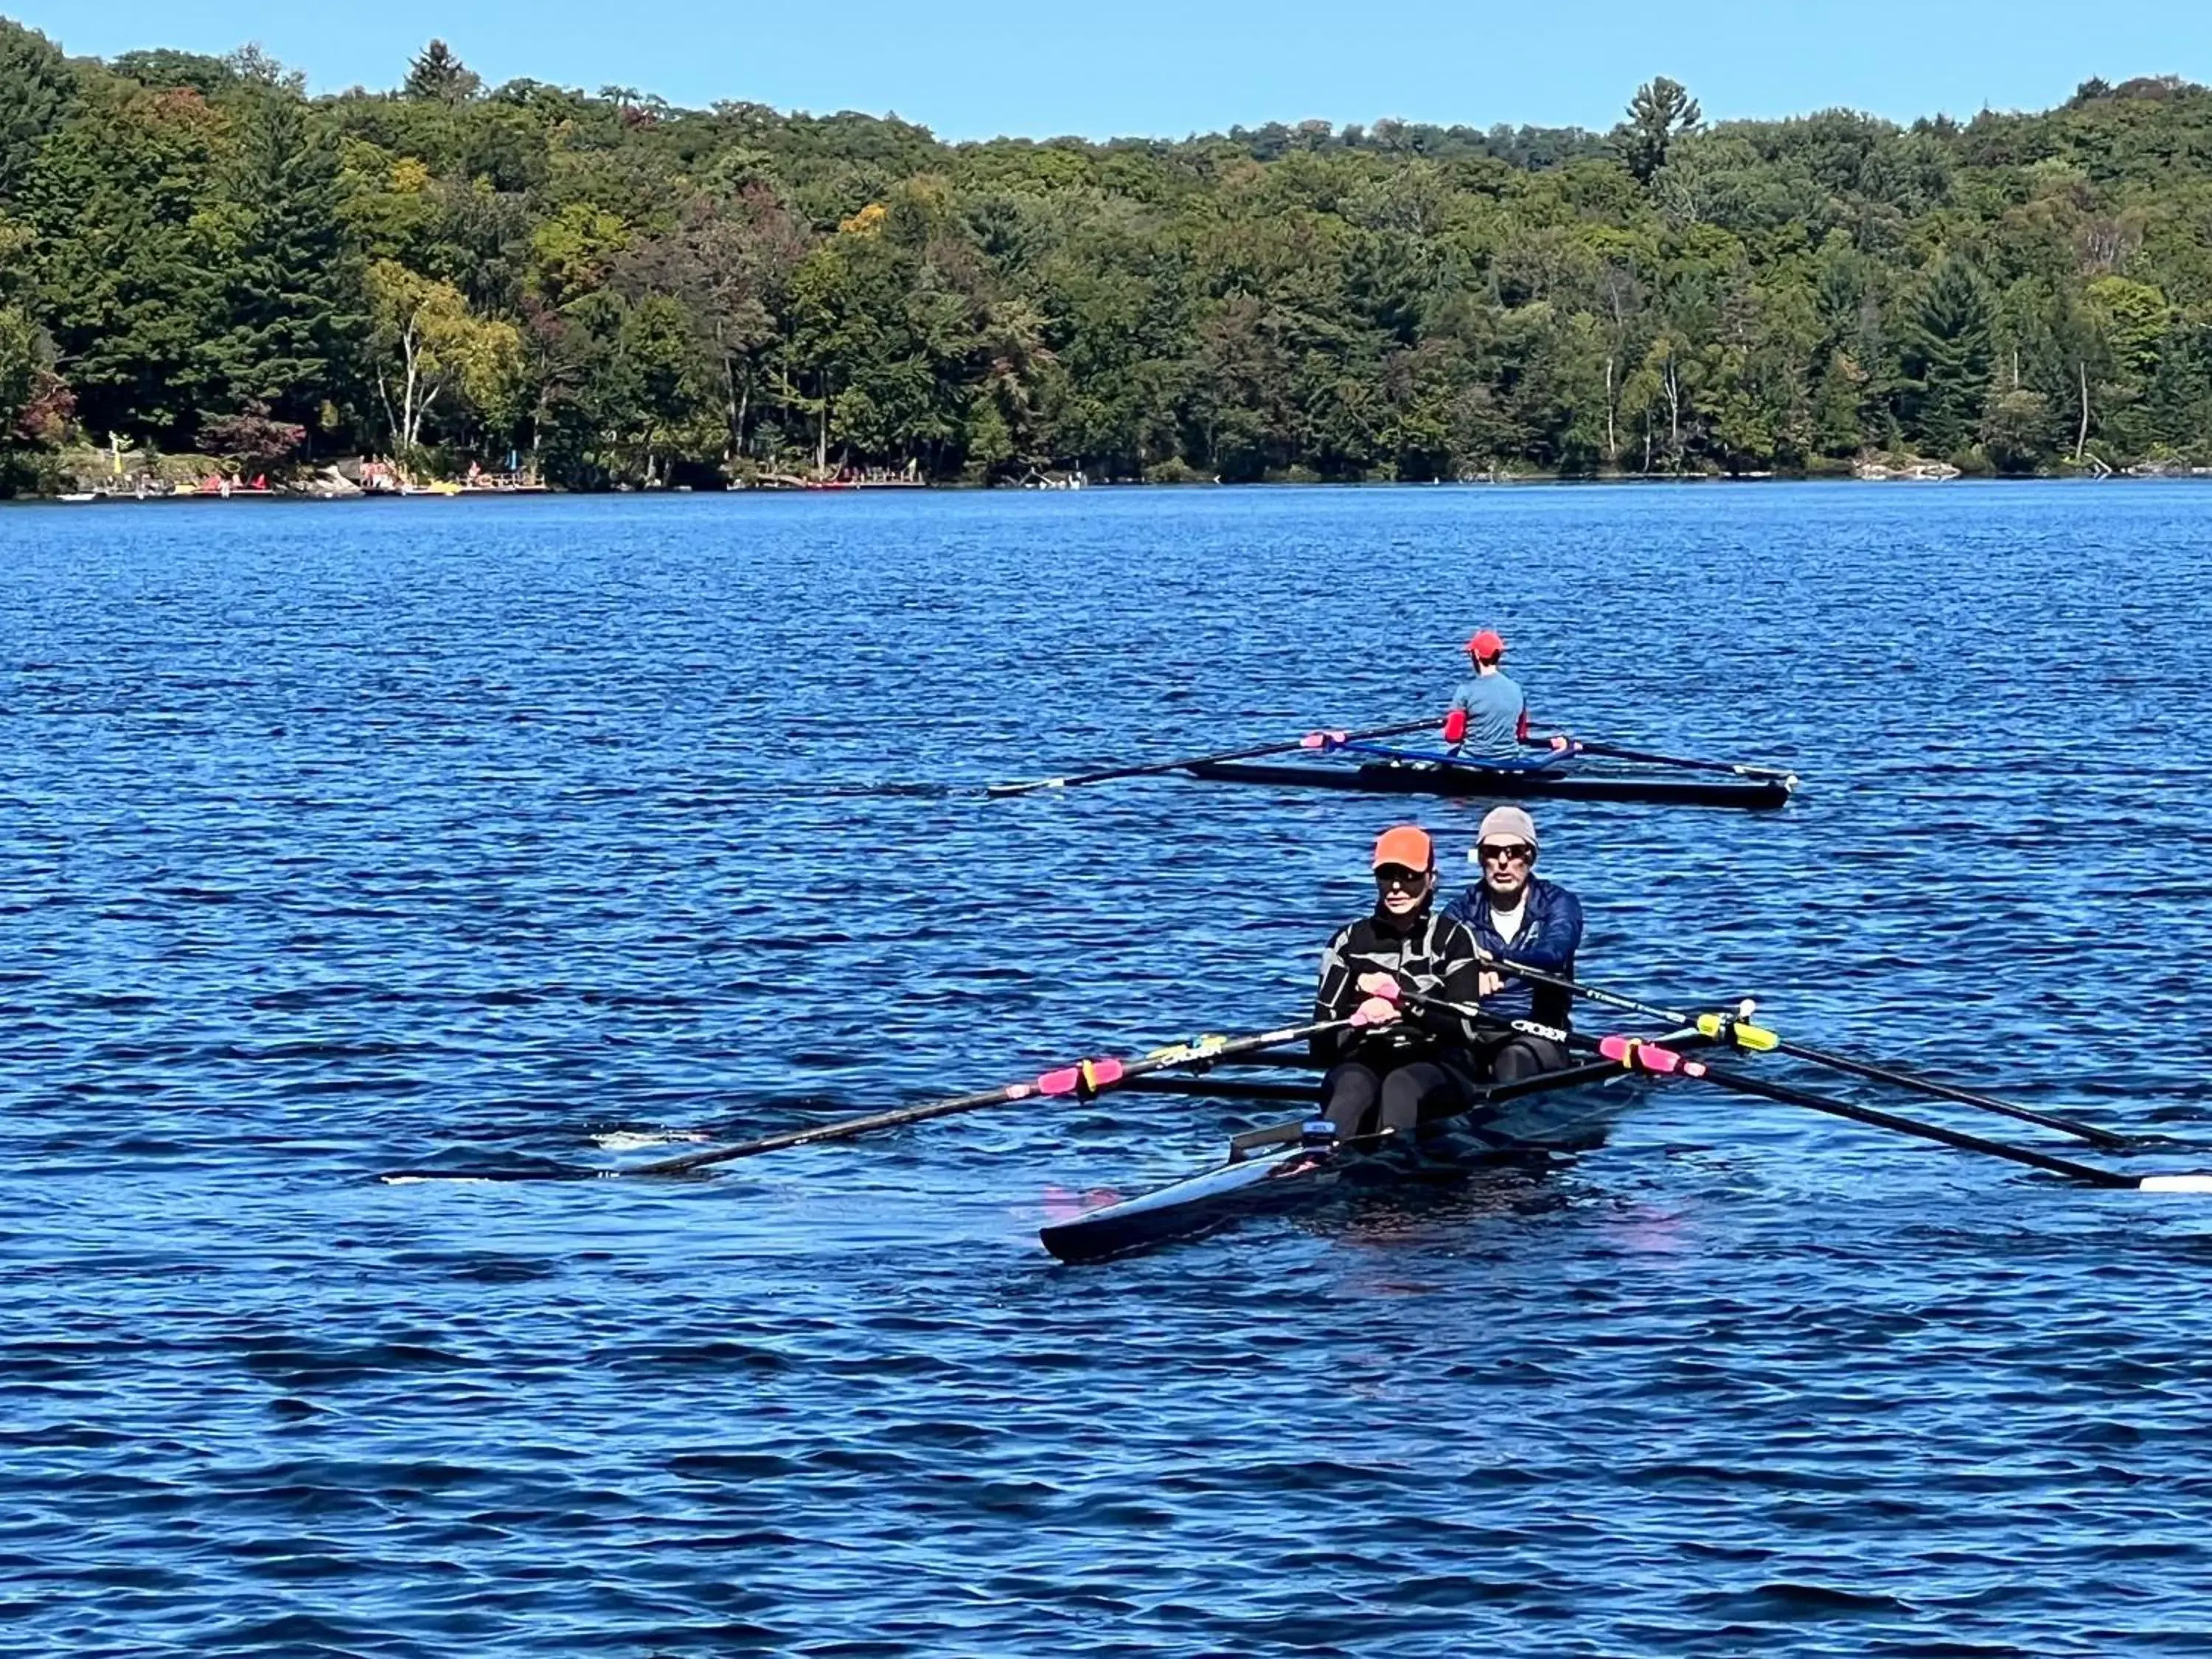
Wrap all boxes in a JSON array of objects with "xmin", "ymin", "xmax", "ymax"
[{"xmin": 1040, "ymin": 1029, "xmax": 1708, "ymax": 1263}]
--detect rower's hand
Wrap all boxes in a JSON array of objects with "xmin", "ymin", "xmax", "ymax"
[
  {"xmin": 1478, "ymin": 970, "xmax": 1504, "ymax": 998},
  {"xmin": 1352, "ymin": 995, "xmax": 1402, "ymax": 1028},
  {"xmin": 1355, "ymin": 972, "xmax": 1400, "ymax": 998},
  {"xmin": 1548, "ymin": 734, "xmax": 1571, "ymax": 752}
]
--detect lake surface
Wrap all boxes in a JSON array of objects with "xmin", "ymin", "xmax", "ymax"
[{"xmin": 5, "ymin": 481, "xmax": 2212, "ymax": 1656}]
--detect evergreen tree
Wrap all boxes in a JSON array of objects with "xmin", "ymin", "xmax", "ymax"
[
  {"xmin": 206, "ymin": 93, "xmax": 364, "ymax": 439},
  {"xmin": 1899, "ymin": 254, "xmax": 1993, "ymax": 456},
  {"xmin": 1613, "ymin": 77, "xmax": 1702, "ymax": 186},
  {"xmin": 403, "ymin": 41, "xmax": 481, "ymax": 105}
]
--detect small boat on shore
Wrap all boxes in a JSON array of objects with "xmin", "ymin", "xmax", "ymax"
[
  {"xmin": 1040, "ymin": 1032, "xmax": 1703, "ymax": 1263},
  {"xmin": 1188, "ymin": 740, "xmax": 1795, "ymax": 810}
]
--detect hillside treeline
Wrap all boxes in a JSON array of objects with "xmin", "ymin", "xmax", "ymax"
[{"xmin": 3, "ymin": 21, "xmax": 2211, "ymax": 490}]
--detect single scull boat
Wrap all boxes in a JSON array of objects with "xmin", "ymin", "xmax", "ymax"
[{"xmin": 1188, "ymin": 741, "xmax": 1795, "ymax": 810}]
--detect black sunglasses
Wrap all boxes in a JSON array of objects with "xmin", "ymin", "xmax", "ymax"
[
  {"xmin": 1374, "ymin": 865, "xmax": 1431, "ymax": 890},
  {"xmin": 1478, "ymin": 843, "xmax": 1535, "ymax": 864}
]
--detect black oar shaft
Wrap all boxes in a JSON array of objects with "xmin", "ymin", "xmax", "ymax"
[
  {"xmin": 1757, "ymin": 1040, "xmax": 2125, "ymax": 1146},
  {"xmin": 633, "ymin": 1084, "xmax": 1032, "ymax": 1172},
  {"xmin": 1670, "ymin": 1057, "xmax": 2135, "ymax": 1188},
  {"xmin": 1543, "ymin": 735, "xmax": 1795, "ymax": 781},
  {"xmin": 1484, "ymin": 953, "xmax": 2127, "ymax": 1149},
  {"xmin": 625, "ymin": 1017, "xmax": 1347, "ymax": 1177},
  {"xmin": 990, "ymin": 717, "xmax": 1434, "ymax": 796}
]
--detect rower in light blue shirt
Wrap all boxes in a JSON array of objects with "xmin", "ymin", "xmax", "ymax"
[{"xmin": 1443, "ymin": 628, "xmax": 1531, "ymax": 759}]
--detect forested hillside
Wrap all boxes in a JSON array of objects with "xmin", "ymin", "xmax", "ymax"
[{"xmin": 4, "ymin": 21, "xmax": 2211, "ymax": 490}]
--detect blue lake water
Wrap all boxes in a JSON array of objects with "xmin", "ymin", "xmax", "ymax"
[{"xmin": 4, "ymin": 481, "xmax": 2212, "ymax": 1655}]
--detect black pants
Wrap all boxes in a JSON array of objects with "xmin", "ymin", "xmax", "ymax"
[
  {"xmin": 1321, "ymin": 1060, "xmax": 1472, "ymax": 1138},
  {"xmin": 1481, "ymin": 1033, "xmax": 1570, "ymax": 1084}
]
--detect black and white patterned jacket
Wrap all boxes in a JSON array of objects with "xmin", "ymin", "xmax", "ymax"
[{"xmin": 1312, "ymin": 907, "xmax": 1493, "ymax": 1071}]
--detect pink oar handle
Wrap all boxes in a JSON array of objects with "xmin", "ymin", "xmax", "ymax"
[
  {"xmin": 1599, "ymin": 1034, "xmax": 1698, "ymax": 1076},
  {"xmin": 1037, "ymin": 1057, "xmax": 1127, "ymax": 1097}
]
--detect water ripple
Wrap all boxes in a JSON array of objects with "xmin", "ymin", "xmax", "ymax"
[{"xmin": 4, "ymin": 484, "xmax": 2212, "ymax": 1655}]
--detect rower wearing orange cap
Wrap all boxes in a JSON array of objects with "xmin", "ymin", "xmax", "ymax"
[
  {"xmin": 1441, "ymin": 628, "xmax": 1531, "ymax": 760},
  {"xmin": 1309, "ymin": 824, "xmax": 1495, "ymax": 1141}
]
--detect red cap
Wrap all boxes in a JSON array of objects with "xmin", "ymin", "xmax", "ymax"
[
  {"xmin": 1371, "ymin": 825, "xmax": 1434, "ymax": 871},
  {"xmin": 1467, "ymin": 629, "xmax": 1506, "ymax": 661}
]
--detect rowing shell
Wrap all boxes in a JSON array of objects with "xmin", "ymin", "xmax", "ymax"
[
  {"xmin": 1040, "ymin": 1033, "xmax": 1703, "ymax": 1264},
  {"xmin": 1186, "ymin": 756, "xmax": 1794, "ymax": 810}
]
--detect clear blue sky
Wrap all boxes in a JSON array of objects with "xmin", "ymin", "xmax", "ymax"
[{"xmin": 10, "ymin": 0, "xmax": 2208, "ymax": 142}]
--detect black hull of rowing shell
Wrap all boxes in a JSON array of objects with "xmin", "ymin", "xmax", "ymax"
[
  {"xmin": 1185, "ymin": 759, "xmax": 1794, "ymax": 809},
  {"xmin": 1039, "ymin": 1046, "xmax": 1690, "ymax": 1265}
]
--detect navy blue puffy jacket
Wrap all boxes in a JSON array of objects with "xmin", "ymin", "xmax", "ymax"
[{"xmin": 1441, "ymin": 876, "xmax": 1583, "ymax": 1029}]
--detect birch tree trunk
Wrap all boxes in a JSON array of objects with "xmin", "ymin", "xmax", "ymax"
[{"xmin": 2076, "ymin": 360, "xmax": 2090, "ymax": 462}]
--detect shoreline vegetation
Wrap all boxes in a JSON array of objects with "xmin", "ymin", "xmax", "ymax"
[
  {"xmin": 5, "ymin": 28, "xmax": 2212, "ymax": 497},
  {"xmin": 38, "ymin": 462, "xmax": 2212, "ymax": 505}
]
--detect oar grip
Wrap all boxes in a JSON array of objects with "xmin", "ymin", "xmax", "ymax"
[
  {"xmin": 1037, "ymin": 1057, "xmax": 1127, "ymax": 1098},
  {"xmin": 1599, "ymin": 1034, "xmax": 1687, "ymax": 1074}
]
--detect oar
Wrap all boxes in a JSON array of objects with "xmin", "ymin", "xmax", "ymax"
[
  {"xmin": 1596, "ymin": 1035, "xmax": 2212, "ymax": 1193},
  {"xmin": 988, "ymin": 717, "xmax": 1436, "ymax": 796},
  {"xmin": 378, "ymin": 1017, "xmax": 1349, "ymax": 1183},
  {"xmin": 1531, "ymin": 732, "xmax": 1796, "ymax": 782},
  {"xmin": 1477, "ymin": 953, "xmax": 2133, "ymax": 1150},
  {"xmin": 628, "ymin": 1017, "xmax": 1348, "ymax": 1175}
]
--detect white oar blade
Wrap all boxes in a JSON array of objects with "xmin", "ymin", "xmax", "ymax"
[
  {"xmin": 594, "ymin": 1129, "xmax": 712, "ymax": 1150},
  {"xmin": 2138, "ymin": 1174, "xmax": 2212, "ymax": 1193}
]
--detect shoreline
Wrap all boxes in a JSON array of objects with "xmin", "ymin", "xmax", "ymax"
[{"xmin": 15, "ymin": 470, "xmax": 2206, "ymax": 505}]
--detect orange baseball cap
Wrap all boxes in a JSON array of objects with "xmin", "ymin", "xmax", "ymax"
[
  {"xmin": 1467, "ymin": 629, "xmax": 1506, "ymax": 661},
  {"xmin": 1371, "ymin": 825, "xmax": 1434, "ymax": 870}
]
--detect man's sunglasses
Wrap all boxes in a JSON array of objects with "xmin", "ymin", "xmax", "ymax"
[{"xmin": 1478, "ymin": 843, "xmax": 1535, "ymax": 865}]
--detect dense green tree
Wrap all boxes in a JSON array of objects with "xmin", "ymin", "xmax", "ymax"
[
  {"xmin": 24, "ymin": 78, "xmax": 231, "ymax": 441},
  {"xmin": 1899, "ymin": 254, "xmax": 1994, "ymax": 456},
  {"xmin": 0, "ymin": 246, "xmax": 71, "ymax": 492},
  {"xmin": 105, "ymin": 49, "xmax": 235, "ymax": 97},
  {"xmin": 403, "ymin": 41, "xmax": 481, "ymax": 106},
  {"xmin": 0, "ymin": 20, "xmax": 75, "ymax": 204},
  {"xmin": 1980, "ymin": 386, "xmax": 2059, "ymax": 472},
  {"xmin": 206, "ymin": 91, "xmax": 363, "ymax": 438},
  {"xmin": 0, "ymin": 299, "xmax": 49, "ymax": 431},
  {"xmin": 11, "ymin": 29, "xmax": 2212, "ymax": 487}
]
